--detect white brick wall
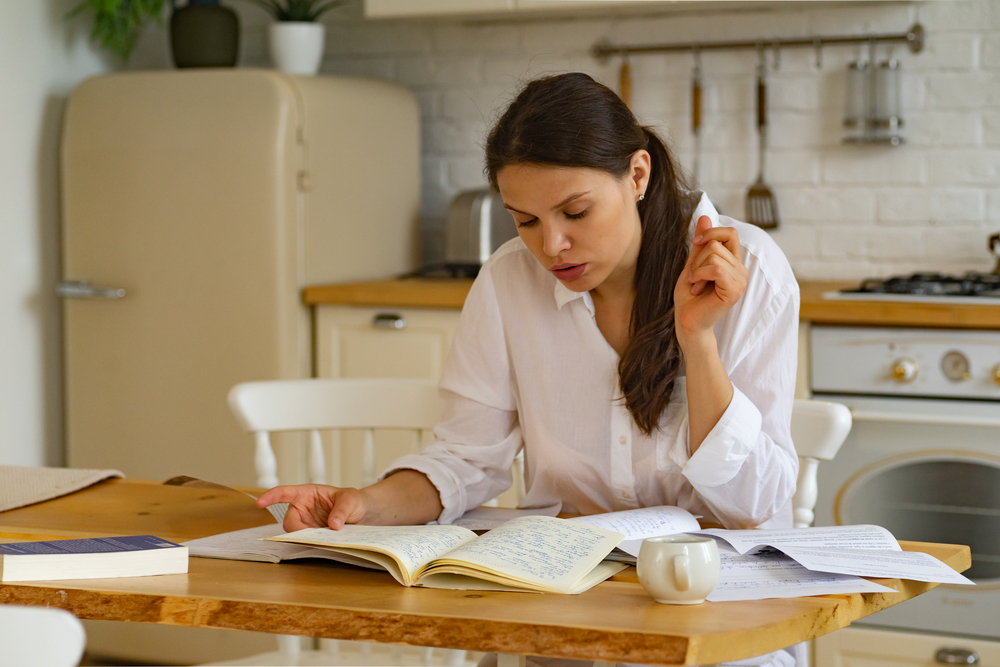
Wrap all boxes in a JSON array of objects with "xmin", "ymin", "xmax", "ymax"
[{"xmin": 236, "ymin": 0, "xmax": 1000, "ymax": 279}]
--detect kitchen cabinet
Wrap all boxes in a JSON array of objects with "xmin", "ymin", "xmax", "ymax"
[
  {"xmin": 815, "ymin": 626, "xmax": 1000, "ymax": 667},
  {"xmin": 315, "ymin": 304, "xmax": 461, "ymax": 381},
  {"xmin": 364, "ymin": 0, "xmax": 904, "ymax": 19}
]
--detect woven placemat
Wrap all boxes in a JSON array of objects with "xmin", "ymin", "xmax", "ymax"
[{"xmin": 0, "ymin": 465, "xmax": 124, "ymax": 513}]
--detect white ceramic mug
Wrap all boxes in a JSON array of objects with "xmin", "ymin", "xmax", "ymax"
[{"xmin": 637, "ymin": 535, "xmax": 720, "ymax": 605}]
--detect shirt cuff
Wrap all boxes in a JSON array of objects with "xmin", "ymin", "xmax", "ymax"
[
  {"xmin": 681, "ymin": 384, "xmax": 763, "ymax": 488},
  {"xmin": 378, "ymin": 454, "xmax": 467, "ymax": 525}
]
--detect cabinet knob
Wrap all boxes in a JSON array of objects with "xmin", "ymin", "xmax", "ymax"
[
  {"xmin": 373, "ymin": 313, "xmax": 406, "ymax": 330},
  {"xmin": 891, "ymin": 357, "xmax": 918, "ymax": 383},
  {"xmin": 993, "ymin": 363, "xmax": 1000, "ymax": 387},
  {"xmin": 935, "ymin": 647, "xmax": 979, "ymax": 665}
]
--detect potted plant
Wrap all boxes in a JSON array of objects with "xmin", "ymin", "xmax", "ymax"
[
  {"xmin": 244, "ymin": 0, "xmax": 344, "ymax": 75},
  {"xmin": 68, "ymin": 0, "xmax": 166, "ymax": 62}
]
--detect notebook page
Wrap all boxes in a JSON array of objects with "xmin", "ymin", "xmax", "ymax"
[
  {"xmin": 268, "ymin": 524, "xmax": 477, "ymax": 581},
  {"xmin": 426, "ymin": 516, "xmax": 622, "ymax": 592},
  {"xmin": 568, "ymin": 505, "xmax": 700, "ymax": 540}
]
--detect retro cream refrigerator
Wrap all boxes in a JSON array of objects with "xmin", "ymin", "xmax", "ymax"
[
  {"xmin": 59, "ymin": 70, "xmax": 420, "ymax": 662},
  {"xmin": 61, "ymin": 69, "xmax": 419, "ymax": 486}
]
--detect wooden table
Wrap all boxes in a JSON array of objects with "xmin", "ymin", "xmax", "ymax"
[{"xmin": 0, "ymin": 479, "xmax": 971, "ymax": 666}]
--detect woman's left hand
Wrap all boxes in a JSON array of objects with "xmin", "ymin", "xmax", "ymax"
[{"xmin": 673, "ymin": 215, "xmax": 748, "ymax": 344}]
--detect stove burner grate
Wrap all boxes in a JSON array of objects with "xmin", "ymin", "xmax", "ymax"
[{"xmin": 853, "ymin": 272, "xmax": 1000, "ymax": 298}]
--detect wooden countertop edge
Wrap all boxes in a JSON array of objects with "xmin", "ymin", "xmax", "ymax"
[
  {"xmin": 304, "ymin": 279, "xmax": 1000, "ymax": 329},
  {"xmin": 303, "ymin": 278, "xmax": 474, "ymax": 310},
  {"xmin": 0, "ymin": 541, "xmax": 970, "ymax": 666}
]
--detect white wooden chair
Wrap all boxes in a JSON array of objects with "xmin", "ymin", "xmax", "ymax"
[
  {"xmin": 790, "ymin": 398, "xmax": 853, "ymax": 529},
  {"xmin": 787, "ymin": 398, "xmax": 853, "ymax": 667},
  {"xmin": 224, "ymin": 378, "xmax": 473, "ymax": 667},
  {"xmin": 0, "ymin": 605, "xmax": 86, "ymax": 667}
]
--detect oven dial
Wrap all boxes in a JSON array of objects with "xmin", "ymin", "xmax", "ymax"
[
  {"xmin": 891, "ymin": 357, "xmax": 918, "ymax": 383},
  {"xmin": 941, "ymin": 351, "xmax": 971, "ymax": 382}
]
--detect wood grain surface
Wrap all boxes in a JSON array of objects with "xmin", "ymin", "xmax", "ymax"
[
  {"xmin": 302, "ymin": 278, "xmax": 473, "ymax": 309},
  {"xmin": 0, "ymin": 479, "xmax": 973, "ymax": 666}
]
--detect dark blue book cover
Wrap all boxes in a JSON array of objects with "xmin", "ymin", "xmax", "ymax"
[{"xmin": 0, "ymin": 536, "xmax": 183, "ymax": 556}]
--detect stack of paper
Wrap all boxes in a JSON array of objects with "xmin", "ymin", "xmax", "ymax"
[
  {"xmin": 694, "ymin": 525, "xmax": 973, "ymax": 602},
  {"xmin": 568, "ymin": 511, "xmax": 972, "ymax": 602}
]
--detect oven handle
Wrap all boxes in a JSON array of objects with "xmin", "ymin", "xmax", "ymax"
[{"xmin": 850, "ymin": 409, "xmax": 1000, "ymax": 428}]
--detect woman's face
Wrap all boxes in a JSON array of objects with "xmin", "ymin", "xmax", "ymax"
[{"xmin": 497, "ymin": 152, "xmax": 649, "ymax": 296}]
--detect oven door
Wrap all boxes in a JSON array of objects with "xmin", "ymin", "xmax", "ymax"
[{"xmin": 812, "ymin": 393, "xmax": 1000, "ymax": 640}]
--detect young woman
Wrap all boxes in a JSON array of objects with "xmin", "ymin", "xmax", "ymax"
[{"xmin": 258, "ymin": 71, "xmax": 799, "ymax": 551}]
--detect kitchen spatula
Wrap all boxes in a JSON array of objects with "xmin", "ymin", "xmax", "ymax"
[{"xmin": 746, "ymin": 55, "xmax": 779, "ymax": 230}]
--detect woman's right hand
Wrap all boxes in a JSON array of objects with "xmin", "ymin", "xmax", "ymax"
[
  {"xmin": 256, "ymin": 484, "xmax": 369, "ymax": 532},
  {"xmin": 255, "ymin": 470, "xmax": 445, "ymax": 532}
]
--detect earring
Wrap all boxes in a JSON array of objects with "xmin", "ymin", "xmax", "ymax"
[{"xmin": 638, "ymin": 194, "xmax": 645, "ymax": 201}]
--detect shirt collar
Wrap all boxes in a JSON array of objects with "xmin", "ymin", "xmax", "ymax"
[{"xmin": 552, "ymin": 191, "xmax": 719, "ymax": 312}]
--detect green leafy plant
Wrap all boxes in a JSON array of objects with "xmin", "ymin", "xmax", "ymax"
[
  {"xmin": 68, "ymin": 0, "xmax": 166, "ymax": 62},
  {"xmin": 243, "ymin": 0, "xmax": 344, "ymax": 22}
]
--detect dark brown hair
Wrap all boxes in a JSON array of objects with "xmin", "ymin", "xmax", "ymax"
[{"xmin": 484, "ymin": 72, "xmax": 695, "ymax": 435}]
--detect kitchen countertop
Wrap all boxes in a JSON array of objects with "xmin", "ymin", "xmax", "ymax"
[{"xmin": 303, "ymin": 278, "xmax": 1000, "ymax": 330}]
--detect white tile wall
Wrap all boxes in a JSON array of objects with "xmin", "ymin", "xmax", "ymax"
[{"xmin": 237, "ymin": 0, "xmax": 1000, "ymax": 279}]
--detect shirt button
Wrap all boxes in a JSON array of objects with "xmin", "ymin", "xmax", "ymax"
[
  {"xmin": 622, "ymin": 491, "xmax": 631, "ymax": 499},
  {"xmin": 619, "ymin": 435, "xmax": 627, "ymax": 445}
]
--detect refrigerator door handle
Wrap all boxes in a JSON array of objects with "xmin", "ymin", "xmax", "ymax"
[{"xmin": 57, "ymin": 281, "xmax": 127, "ymax": 300}]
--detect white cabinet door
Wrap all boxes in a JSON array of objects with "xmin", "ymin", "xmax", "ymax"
[
  {"xmin": 316, "ymin": 305, "xmax": 461, "ymax": 380},
  {"xmin": 816, "ymin": 627, "xmax": 1000, "ymax": 667}
]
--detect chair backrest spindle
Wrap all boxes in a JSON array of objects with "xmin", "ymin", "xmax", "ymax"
[
  {"xmin": 308, "ymin": 429, "xmax": 325, "ymax": 485},
  {"xmin": 254, "ymin": 431, "xmax": 279, "ymax": 489},
  {"xmin": 790, "ymin": 399, "xmax": 852, "ymax": 528}
]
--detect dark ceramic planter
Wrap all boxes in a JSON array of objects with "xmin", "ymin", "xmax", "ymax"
[{"xmin": 170, "ymin": 0, "xmax": 240, "ymax": 68}]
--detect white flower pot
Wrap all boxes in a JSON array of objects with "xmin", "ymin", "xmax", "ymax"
[{"xmin": 269, "ymin": 21, "xmax": 325, "ymax": 75}]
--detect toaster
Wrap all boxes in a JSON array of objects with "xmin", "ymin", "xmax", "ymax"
[{"xmin": 444, "ymin": 189, "xmax": 518, "ymax": 272}]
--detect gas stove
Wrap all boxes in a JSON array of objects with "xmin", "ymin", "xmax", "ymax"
[{"xmin": 823, "ymin": 272, "xmax": 1000, "ymax": 304}]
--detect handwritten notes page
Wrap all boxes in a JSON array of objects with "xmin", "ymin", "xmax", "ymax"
[
  {"xmin": 568, "ymin": 505, "xmax": 702, "ymax": 558},
  {"xmin": 267, "ymin": 517, "xmax": 625, "ymax": 593},
  {"xmin": 423, "ymin": 516, "xmax": 625, "ymax": 594},
  {"xmin": 453, "ymin": 504, "xmax": 562, "ymax": 531},
  {"xmin": 268, "ymin": 524, "xmax": 477, "ymax": 585}
]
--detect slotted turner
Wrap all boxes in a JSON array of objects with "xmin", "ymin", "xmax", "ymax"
[{"xmin": 746, "ymin": 54, "xmax": 779, "ymax": 229}]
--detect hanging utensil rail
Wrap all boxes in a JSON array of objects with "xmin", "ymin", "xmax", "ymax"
[{"xmin": 592, "ymin": 22, "xmax": 924, "ymax": 61}]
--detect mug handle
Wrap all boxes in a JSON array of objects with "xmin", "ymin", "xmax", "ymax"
[{"xmin": 673, "ymin": 554, "xmax": 690, "ymax": 592}]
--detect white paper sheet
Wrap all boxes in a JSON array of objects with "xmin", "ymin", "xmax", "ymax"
[
  {"xmin": 777, "ymin": 546, "xmax": 974, "ymax": 585},
  {"xmin": 706, "ymin": 548, "xmax": 897, "ymax": 602},
  {"xmin": 696, "ymin": 525, "xmax": 901, "ymax": 555}
]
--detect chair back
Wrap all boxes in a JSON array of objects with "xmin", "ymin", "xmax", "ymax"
[
  {"xmin": 228, "ymin": 378, "xmax": 441, "ymax": 488},
  {"xmin": 0, "ymin": 605, "xmax": 86, "ymax": 667},
  {"xmin": 790, "ymin": 399, "xmax": 852, "ymax": 528}
]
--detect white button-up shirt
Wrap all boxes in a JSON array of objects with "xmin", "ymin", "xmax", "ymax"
[{"xmin": 384, "ymin": 193, "xmax": 800, "ymax": 530}]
